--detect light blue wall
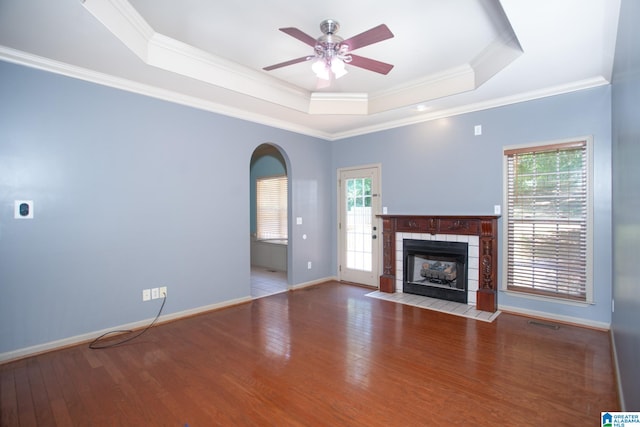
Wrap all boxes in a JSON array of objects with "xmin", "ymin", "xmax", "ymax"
[
  {"xmin": 612, "ymin": 0, "xmax": 640, "ymax": 411},
  {"xmin": 0, "ymin": 54, "xmax": 619, "ymax": 356},
  {"xmin": 332, "ymin": 86, "xmax": 613, "ymax": 326},
  {"xmin": 0, "ymin": 60, "xmax": 332, "ymax": 355}
]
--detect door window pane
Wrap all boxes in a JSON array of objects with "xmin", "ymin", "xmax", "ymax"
[{"xmin": 345, "ymin": 177, "xmax": 372, "ymax": 272}]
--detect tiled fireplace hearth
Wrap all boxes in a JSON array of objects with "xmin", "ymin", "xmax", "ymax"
[{"xmin": 378, "ymin": 215, "xmax": 499, "ymax": 312}]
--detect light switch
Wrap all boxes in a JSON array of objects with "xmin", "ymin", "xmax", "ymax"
[{"xmin": 296, "ymin": 217, "xmax": 303, "ymax": 225}]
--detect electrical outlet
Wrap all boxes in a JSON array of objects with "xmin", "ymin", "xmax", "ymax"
[
  {"xmin": 142, "ymin": 289, "xmax": 151, "ymax": 301},
  {"xmin": 307, "ymin": 261, "xmax": 312, "ymax": 269},
  {"xmin": 159, "ymin": 286, "xmax": 167, "ymax": 298},
  {"xmin": 14, "ymin": 200, "xmax": 34, "ymax": 219},
  {"xmin": 151, "ymin": 287, "xmax": 159, "ymax": 299}
]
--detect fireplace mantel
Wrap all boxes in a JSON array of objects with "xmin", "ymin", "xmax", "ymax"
[{"xmin": 377, "ymin": 215, "xmax": 499, "ymax": 312}]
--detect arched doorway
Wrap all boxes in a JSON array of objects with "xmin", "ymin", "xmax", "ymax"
[{"xmin": 249, "ymin": 143, "xmax": 290, "ymax": 298}]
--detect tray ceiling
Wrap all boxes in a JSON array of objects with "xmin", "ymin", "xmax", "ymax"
[{"xmin": 0, "ymin": 0, "xmax": 621, "ymax": 140}]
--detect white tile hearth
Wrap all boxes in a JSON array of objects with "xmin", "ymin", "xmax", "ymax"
[{"xmin": 365, "ymin": 290, "xmax": 501, "ymax": 322}]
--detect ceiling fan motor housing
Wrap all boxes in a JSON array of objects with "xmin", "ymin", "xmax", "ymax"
[
  {"xmin": 317, "ymin": 19, "xmax": 346, "ymax": 60},
  {"xmin": 320, "ymin": 19, "xmax": 340, "ymax": 36}
]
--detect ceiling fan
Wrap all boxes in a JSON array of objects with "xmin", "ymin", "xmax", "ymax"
[{"xmin": 263, "ymin": 19, "xmax": 394, "ymax": 82}]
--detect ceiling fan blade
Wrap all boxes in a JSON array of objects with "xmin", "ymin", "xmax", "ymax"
[
  {"xmin": 348, "ymin": 54, "xmax": 394, "ymax": 75},
  {"xmin": 279, "ymin": 27, "xmax": 317, "ymax": 47},
  {"xmin": 341, "ymin": 24, "xmax": 394, "ymax": 51},
  {"xmin": 263, "ymin": 56, "xmax": 311, "ymax": 71}
]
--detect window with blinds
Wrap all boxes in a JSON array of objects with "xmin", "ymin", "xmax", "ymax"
[
  {"xmin": 256, "ymin": 175, "xmax": 288, "ymax": 241},
  {"xmin": 504, "ymin": 139, "xmax": 592, "ymax": 302}
]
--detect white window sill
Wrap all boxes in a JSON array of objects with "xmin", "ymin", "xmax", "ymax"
[
  {"xmin": 256, "ymin": 239, "xmax": 288, "ymax": 245},
  {"xmin": 502, "ymin": 290, "xmax": 594, "ymax": 307}
]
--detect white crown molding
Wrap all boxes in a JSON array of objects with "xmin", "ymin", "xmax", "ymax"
[
  {"xmin": 470, "ymin": 32, "xmax": 523, "ymax": 87},
  {"xmin": 82, "ymin": 0, "xmax": 313, "ymax": 113},
  {"xmin": 80, "ymin": 0, "xmax": 153, "ymax": 60},
  {"xmin": 473, "ymin": 0, "xmax": 523, "ymax": 86},
  {"xmin": 369, "ymin": 65, "xmax": 476, "ymax": 114},
  {"xmin": 0, "ymin": 45, "xmax": 609, "ymax": 142},
  {"xmin": 331, "ymin": 76, "xmax": 610, "ymax": 140},
  {"xmin": 309, "ymin": 92, "xmax": 369, "ymax": 114},
  {"xmin": 81, "ymin": 0, "xmax": 525, "ymax": 118},
  {"xmin": 0, "ymin": 46, "xmax": 333, "ymax": 140},
  {"xmin": 367, "ymin": 23, "xmax": 524, "ymax": 115}
]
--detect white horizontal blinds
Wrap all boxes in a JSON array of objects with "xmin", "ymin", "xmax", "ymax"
[
  {"xmin": 256, "ymin": 175, "xmax": 288, "ymax": 240},
  {"xmin": 505, "ymin": 140, "xmax": 588, "ymax": 301}
]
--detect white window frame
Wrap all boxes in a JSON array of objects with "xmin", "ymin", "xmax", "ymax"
[
  {"xmin": 256, "ymin": 174, "xmax": 288, "ymax": 242},
  {"xmin": 502, "ymin": 136, "xmax": 594, "ymax": 305}
]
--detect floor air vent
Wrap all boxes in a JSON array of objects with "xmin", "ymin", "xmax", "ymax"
[{"xmin": 527, "ymin": 320, "xmax": 560, "ymax": 330}]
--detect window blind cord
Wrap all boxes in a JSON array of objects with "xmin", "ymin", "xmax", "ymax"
[{"xmin": 89, "ymin": 293, "xmax": 166, "ymax": 350}]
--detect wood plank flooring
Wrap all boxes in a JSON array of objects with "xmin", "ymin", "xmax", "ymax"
[{"xmin": 0, "ymin": 282, "xmax": 619, "ymax": 426}]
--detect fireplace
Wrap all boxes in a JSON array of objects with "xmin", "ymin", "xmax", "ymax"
[
  {"xmin": 377, "ymin": 215, "xmax": 499, "ymax": 312},
  {"xmin": 403, "ymin": 239, "xmax": 468, "ymax": 303}
]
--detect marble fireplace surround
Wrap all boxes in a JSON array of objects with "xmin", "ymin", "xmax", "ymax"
[{"xmin": 378, "ymin": 215, "xmax": 499, "ymax": 313}]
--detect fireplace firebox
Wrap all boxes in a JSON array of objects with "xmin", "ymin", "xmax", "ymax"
[{"xmin": 403, "ymin": 239, "xmax": 468, "ymax": 303}]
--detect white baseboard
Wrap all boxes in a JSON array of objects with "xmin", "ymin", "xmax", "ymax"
[
  {"xmin": 610, "ymin": 330, "xmax": 626, "ymax": 411},
  {"xmin": 3, "ymin": 278, "xmax": 359, "ymax": 363},
  {"xmin": 290, "ymin": 276, "xmax": 338, "ymax": 291},
  {"xmin": 499, "ymin": 304, "xmax": 611, "ymax": 330},
  {"xmin": 0, "ymin": 295, "xmax": 252, "ymax": 364}
]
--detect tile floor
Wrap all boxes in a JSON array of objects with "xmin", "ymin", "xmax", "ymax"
[
  {"xmin": 250, "ymin": 266, "xmax": 288, "ymax": 298},
  {"xmin": 365, "ymin": 290, "xmax": 501, "ymax": 322}
]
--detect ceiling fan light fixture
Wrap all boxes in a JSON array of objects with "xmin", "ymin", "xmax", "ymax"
[
  {"xmin": 312, "ymin": 58, "xmax": 348, "ymax": 81},
  {"xmin": 331, "ymin": 59, "xmax": 348, "ymax": 79},
  {"xmin": 312, "ymin": 59, "xmax": 330, "ymax": 80}
]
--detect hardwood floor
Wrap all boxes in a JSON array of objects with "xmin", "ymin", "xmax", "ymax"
[{"xmin": 1, "ymin": 282, "xmax": 619, "ymax": 426}]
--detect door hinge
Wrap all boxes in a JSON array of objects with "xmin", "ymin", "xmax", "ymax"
[{"xmin": 339, "ymin": 265, "xmax": 342, "ymax": 272}]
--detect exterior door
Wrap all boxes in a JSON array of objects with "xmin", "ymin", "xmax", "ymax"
[{"xmin": 338, "ymin": 165, "xmax": 381, "ymax": 287}]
